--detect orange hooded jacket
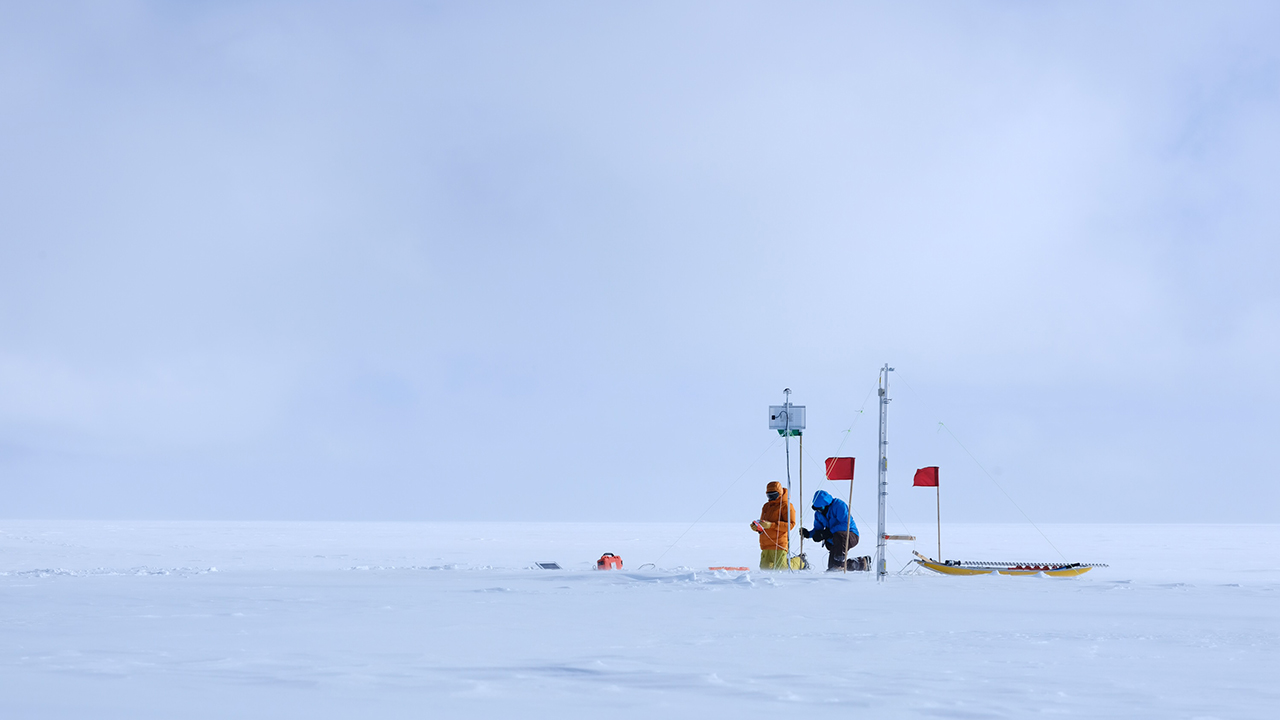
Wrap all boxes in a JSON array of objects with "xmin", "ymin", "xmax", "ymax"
[{"xmin": 758, "ymin": 481, "xmax": 796, "ymax": 551}]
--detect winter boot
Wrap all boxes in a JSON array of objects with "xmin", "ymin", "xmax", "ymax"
[{"xmin": 846, "ymin": 556, "xmax": 873, "ymax": 572}]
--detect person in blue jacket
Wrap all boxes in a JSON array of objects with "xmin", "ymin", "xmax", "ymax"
[{"xmin": 800, "ymin": 490, "xmax": 870, "ymax": 571}]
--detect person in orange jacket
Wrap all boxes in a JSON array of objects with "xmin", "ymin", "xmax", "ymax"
[{"xmin": 752, "ymin": 481, "xmax": 797, "ymax": 570}]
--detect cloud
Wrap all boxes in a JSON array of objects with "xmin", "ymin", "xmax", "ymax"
[{"xmin": 1, "ymin": 2, "xmax": 1277, "ymax": 521}]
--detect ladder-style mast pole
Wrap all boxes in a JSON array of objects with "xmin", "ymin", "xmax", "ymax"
[{"xmin": 877, "ymin": 364, "xmax": 893, "ymax": 581}]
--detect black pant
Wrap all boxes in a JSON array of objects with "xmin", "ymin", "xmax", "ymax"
[{"xmin": 824, "ymin": 531, "xmax": 859, "ymax": 570}]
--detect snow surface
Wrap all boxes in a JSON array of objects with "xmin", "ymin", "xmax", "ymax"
[{"xmin": 0, "ymin": 521, "xmax": 1277, "ymax": 719}]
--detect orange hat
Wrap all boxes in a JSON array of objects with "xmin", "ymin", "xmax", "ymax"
[{"xmin": 766, "ymin": 481, "xmax": 782, "ymax": 494}]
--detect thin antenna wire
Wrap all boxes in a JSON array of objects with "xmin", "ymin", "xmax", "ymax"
[
  {"xmin": 655, "ymin": 437, "xmax": 781, "ymax": 564},
  {"xmin": 936, "ymin": 421, "xmax": 1067, "ymax": 563},
  {"xmin": 893, "ymin": 370, "xmax": 1068, "ymax": 563},
  {"xmin": 796, "ymin": 376, "xmax": 879, "ymax": 528},
  {"xmin": 829, "ymin": 379, "xmax": 879, "ymax": 458}
]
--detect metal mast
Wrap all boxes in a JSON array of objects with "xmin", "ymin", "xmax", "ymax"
[
  {"xmin": 783, "ymin": 388, "xmax": 792, "ymax": 500},
  {"xmin": 877, "ymin": 364, "xmax": 893, "ymax": 581},
  {"xmin": 769, "ymin": 391, "xmax": 805, "ymax": 570},
  {"xmin": 782, "ymin": 388, "xmax": 794, "ymax": 568}
]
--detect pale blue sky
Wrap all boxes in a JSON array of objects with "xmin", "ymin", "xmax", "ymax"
[{"xmin": 1, "ymin": 2, "xmax": 1277, "ymax": 522}]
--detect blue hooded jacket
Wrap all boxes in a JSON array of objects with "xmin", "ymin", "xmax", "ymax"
[{"xmin": 811, "ymin": 490, "xmax": 858, "ymax": 536}]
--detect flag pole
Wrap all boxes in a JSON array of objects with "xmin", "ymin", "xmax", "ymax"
[
  {"xmin": 799, "ymin": 433, "xmax": 804, "ymax": 560},
  {"xmin": 845, "ymin": 470, "xmax": 855, "ymax": 573},
  {"xmin": 913, "ymin": 466, "xmax": 940, "ymax": 560}
]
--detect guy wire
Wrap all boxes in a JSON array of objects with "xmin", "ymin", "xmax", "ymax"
[
  {"xmin": 936, "ymin": 421, "xmax": 1067, "ymax": 563},
  {"xmin": 893, "ymin": 370, "xmax": 1067, "ymax": 564},
  {"xmin": 655, "ymin": 437, "xmax": 781, "ymax": 564}
]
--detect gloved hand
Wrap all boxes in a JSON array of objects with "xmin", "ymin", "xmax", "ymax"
[
  {"xmin": 798, "ymin": 527, "xmax": 810, "ymax": 539},
  {"xmin": 750, "ymin": 520, "xmax": 766, "ymax": 533},
  {"xmin": 810, "ymin": 528, "xmax": 831, "ymax": 543}
]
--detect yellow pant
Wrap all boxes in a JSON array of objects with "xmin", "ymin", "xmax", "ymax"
[{"xmin": 759, "ymin": 549, "xmax": 806, "ymax": 570}]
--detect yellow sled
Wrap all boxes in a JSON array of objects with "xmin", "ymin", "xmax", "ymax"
[{"xmin": 913, "ymin": 551, "xmax": 1103, "ymax": 577}]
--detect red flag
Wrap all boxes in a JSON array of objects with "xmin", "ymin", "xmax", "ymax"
[
  {"xmin": 913, "ymin": 466, "xmax": 939, "ymax": 487},
  {"xmin": 825, "ymin": 457, "xmax": 855, "ymax": 481}
]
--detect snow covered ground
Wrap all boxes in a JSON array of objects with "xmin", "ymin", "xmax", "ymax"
[{"xmin": 0, "ymin": 521, "xmax": 1276, "ymax": 719}]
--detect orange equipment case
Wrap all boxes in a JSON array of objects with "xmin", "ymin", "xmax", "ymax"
[{"xmin": 596, "ymin": 553, "xmax": 623, "ymax": 570}]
